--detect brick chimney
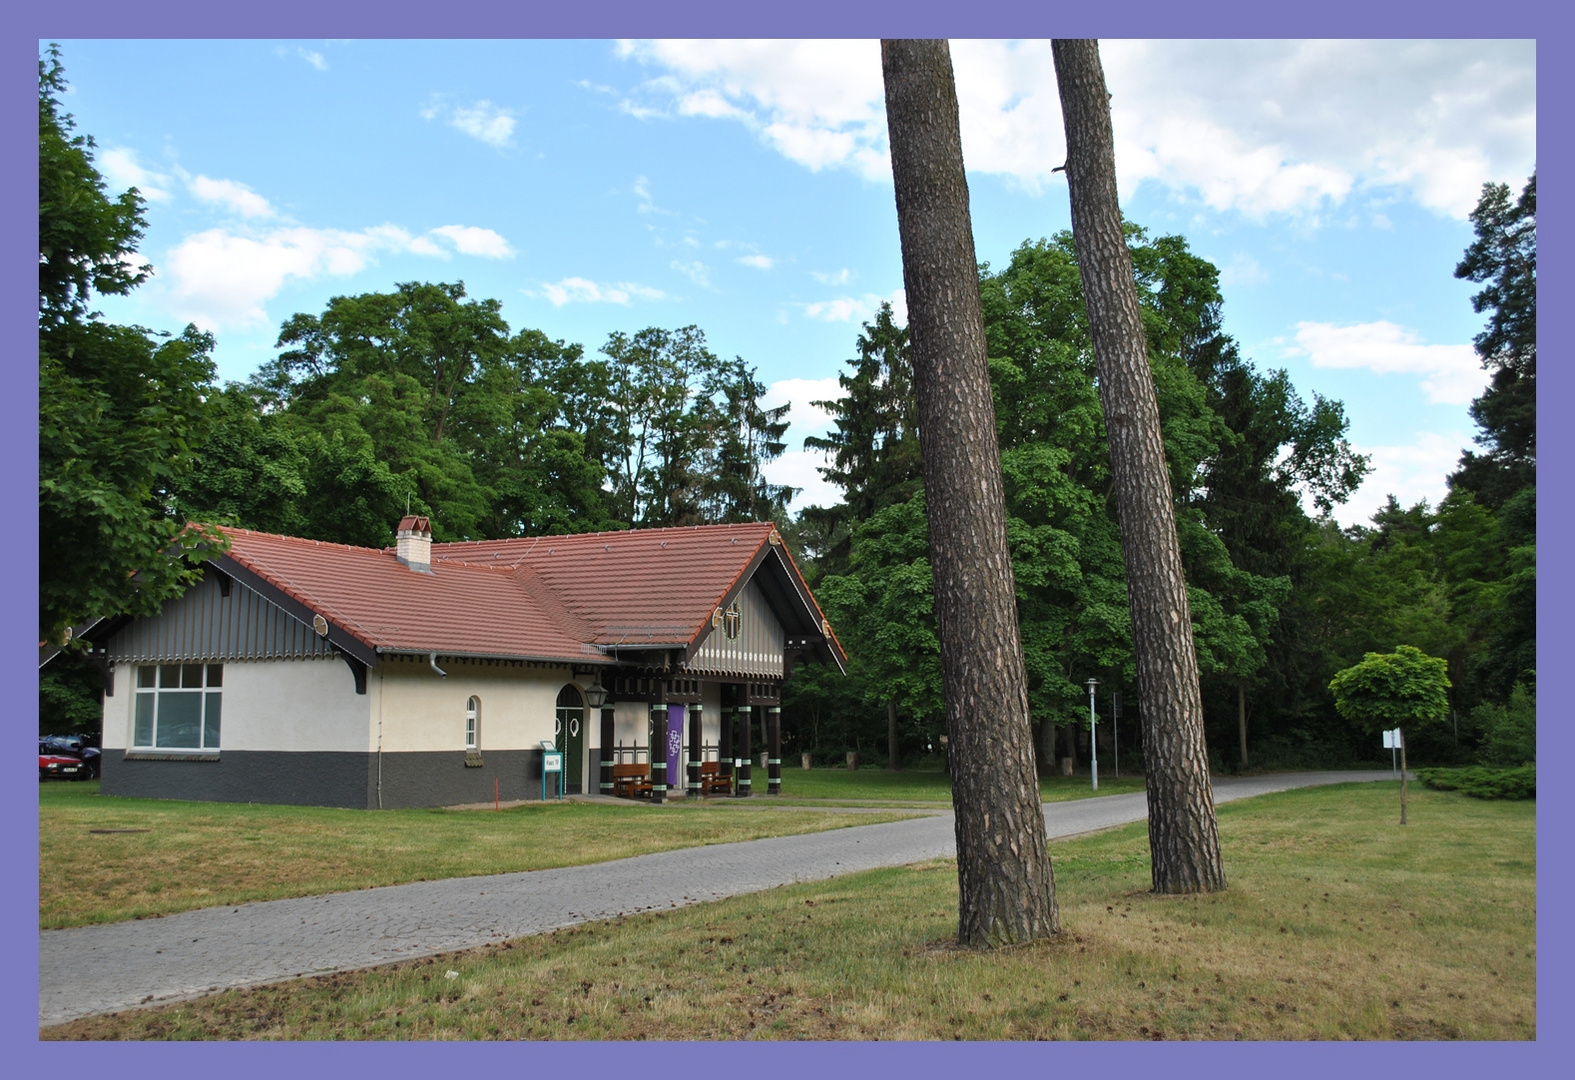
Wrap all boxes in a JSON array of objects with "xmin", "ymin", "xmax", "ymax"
[{"xmin": 396, "ymin": 515, "xmax": 433, "ymax": 572}]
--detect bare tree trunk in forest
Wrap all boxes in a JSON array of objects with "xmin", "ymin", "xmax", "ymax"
[
  {"xmin": 1399, "ymin": 727, "xmax": 1408, "ymax": 825},
  {"xmin": 1238, "ymin": 683, "xmax": 1249, "ymax": 769},
  {"xmin": 887, "ymin": 699, "xmax": 900, "ymax": 770},
  {"xmin": 1052, "ymin": 39, "xmax": 1226, "ymax": 894},
  {"xmin": 882, "ymin": 38, "xmax": 1059, "ymax": 946}
]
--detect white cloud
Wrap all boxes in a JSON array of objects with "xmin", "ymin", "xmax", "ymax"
[
  {"xmin": 617, "ymin": 40, "xmax": 890, "ymax": 180},
  {"xmin": 1289, "ymin": 321, "xmax": 1486, "ymax": 405},
  {"xmin": 633, "ymin": 175, "xmax": 674, "ymax": 216},
  {"xmin": 538, "ymin": 277, "xmax": 667, "ymax": 307},
  {"xmin": 98, "ymin": 148, "xmax": 173, "ymax": 202},
  {"xmin": 275, "ymin": 44, "xmax": 328, "ymax": 71},
  {"xmin": 671, "ymin": 259, "xmax": 710, "ymax": 287},
  {"xmin": 422, "ymin": 97, "xmax": 517, "ymax": 148},
  {"xmin": 429, "ymin": 224, "xmax": 513, "ymax": 258},
  {"xmin": 763, "ymin": 449, "xmax": 843, "ymax": 512},
  {"xmin": 736, "ymin": 254, "xmax": 774, "ymax": 270},
  {"xmin": 163, "ymin": 223, "xmax": 448, "ymax": 328},
  {"xmin": 616, "ymin": 39, "xmax": 1534, "ymax": 219},
  {"xmin": 812, "ymin": 268, "xmax": 851, "ymax": 285},
  {"xmin": 803, "ymin": 289, "xmax": 905, "ymax": 325},
  {"xmin": 761, "ymin": 376, "xmax": 842, "ymax": 441},
  {"xmin": 804, "ymin": 296, "xmax": 873, "ymax": 323},
  {"xmin": 1219, "ymin": 253, "xmax": 1268, "ymax": 288},
  {"xmin": 1333, "ymin": 431, "xmax": 1470, "ymax": 528},
  {"xmin": 451, "ymin": 100, "xmax": 516, "ymax": 147},
  {"xmin": 189, "ymin": 175, "xmax": 275, "ymax": 219}
]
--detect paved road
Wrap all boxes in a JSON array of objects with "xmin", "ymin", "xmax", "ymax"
[{"xmin": 38, "ymin": 771, "xmax": 1394, "ymax": 1026}]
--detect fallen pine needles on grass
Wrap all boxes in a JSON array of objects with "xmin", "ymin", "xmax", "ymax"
[{"xmin": 45, "ymin": 782, "xmax": 1534, "ymax": 1041}]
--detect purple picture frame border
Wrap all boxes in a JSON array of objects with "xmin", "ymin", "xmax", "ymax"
[{"xmin": 5, "ymin": 3, "xmax": 1563, "ymax": 1078}]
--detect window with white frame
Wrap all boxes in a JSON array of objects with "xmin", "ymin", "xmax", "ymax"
[
  {"xmin": 134, "ymin": 664, "xmax": 222, "ymax": 750},
  {"xmin": 465, "ymin": 696, "xmax": 480, "ymax": 751}
]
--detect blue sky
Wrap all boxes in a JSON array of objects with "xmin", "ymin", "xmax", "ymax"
[{"xmin": 53, "ymin": 38, "xmax": 1535, "ymax": 527}]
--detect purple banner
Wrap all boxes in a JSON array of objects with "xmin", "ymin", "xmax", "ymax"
[{"xmin": 667, "ymin": 704, "xmax": 686, "ymax": 788}]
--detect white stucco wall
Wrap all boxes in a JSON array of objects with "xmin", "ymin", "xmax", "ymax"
[
  {"xmin": 102, "ymin": 664, "xmax": 132, "ymax": 750},
  {"xmin": 102, "ymin": 657, "xmax": 371, "ymax": 753},
  {"xmin": 370, "ymin": 659, "xmax": 588, "ymax": 754}
]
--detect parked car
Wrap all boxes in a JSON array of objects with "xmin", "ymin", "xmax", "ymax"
[{"xmin": 39, "ymin": 734, "xmax": 100, "ymax": 781}]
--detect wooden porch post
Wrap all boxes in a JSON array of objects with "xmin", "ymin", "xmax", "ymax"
[
  {"xmin": 737, "ymin": 704, "xmax": 753, "ymax": 796},
  {"xmin": 767, "ymin": 705, "xmax": 782, "ymax": 795},
  {"xmin": 719, "ymin": 696, "xmax": 734, "ymax": 791},
  {"xmin": 687, "ymin": 702, "xmax": 703, "ymax": 799},
  {"xmin": 599, "ymin": 706, "xmax": 615, "ymax": 796},
  {"xmin": 649, "ymin": 698, "xmax": 667, "ymax": 805}
]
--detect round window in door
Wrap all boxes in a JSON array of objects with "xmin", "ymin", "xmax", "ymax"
[{"xmin": 555, "ymin": 685, "xmax": 585, "ymax": 795}]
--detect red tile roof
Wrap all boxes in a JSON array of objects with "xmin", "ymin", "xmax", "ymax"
[{"xmin": 214, "ymin": 523, "xmax": 844, "ymax": 670}]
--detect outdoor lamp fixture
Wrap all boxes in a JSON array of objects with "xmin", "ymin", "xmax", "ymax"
[
  {"xmin": 1085, "ymin": 677, "xmax": 1100, "ymax": 792},
  {"xmin": 584, "ymin": 679, "xmax": 608, "ymax": 711}
]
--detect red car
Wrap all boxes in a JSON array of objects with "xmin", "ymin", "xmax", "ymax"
[{"xmin": 39, "ymin": 735, "xmax": 100, "ymax": 781}]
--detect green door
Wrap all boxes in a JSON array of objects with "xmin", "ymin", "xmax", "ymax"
[{"xmin": 556, "ymin": 686, "xmax": 585, "ymax": 795}]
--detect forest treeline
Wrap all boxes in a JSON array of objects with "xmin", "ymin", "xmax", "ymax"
[{"xmin": 39, "ymin": 51, "xmax": 1534, "ymax": 770}]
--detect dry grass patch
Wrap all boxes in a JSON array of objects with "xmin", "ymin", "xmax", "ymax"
[
  {"xmin": 44, "ymin": 782, "xmax": 1533, "ymax": 1041},
  {"xmin": 39, "ymin": 782, "xmax": 914, "ymax": 929}
]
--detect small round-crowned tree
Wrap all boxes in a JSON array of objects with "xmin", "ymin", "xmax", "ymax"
[{"xmin": 1329, "ymin": 645, "xmax": 1450, "ymax": 824}]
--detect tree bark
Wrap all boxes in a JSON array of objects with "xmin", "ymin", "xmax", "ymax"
[
  {"xmin": 1238, "ymin": 683, "xmax": 1249, "ymax": 768},
  {"xmin": 882, "ymin": 38, "xmax": 1059, "ymax": 945},
  {"xmin": 1051, "ymin": 39, "xmax": 1226, "ymax": 894},
  {"xmin": 887, "ymin": 699, "xmax": 900, "ymax": 770},
  {"xmin": 1399, "ymin": 727, "xmax": 1408, "ymax": 825}
]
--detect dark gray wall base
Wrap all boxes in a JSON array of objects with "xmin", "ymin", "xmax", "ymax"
[{"xmin": 101, "ymin": 748, "xmax": 553, "ymax": 809}]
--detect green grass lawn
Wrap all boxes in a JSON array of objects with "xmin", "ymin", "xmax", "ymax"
[
  {"xmin": 39, "ymin": 781, "xmax": 914, "ymax": 929},
  {"xmin": 44, "ymin": 781, "xmax": 1535, "ymax": 1041},
  {"xmin": 773, "ymin": 762, "xmax": 1147, "ymax": 803}
]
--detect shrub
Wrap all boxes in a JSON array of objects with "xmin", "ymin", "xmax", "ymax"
[
  {"xmin": 1470, "ymin": 682, "xmax": 1535, "ymax": 767},
  {"xmin": 1415, "ymin": 765, "xmax": 1535, "ymax": 800}
]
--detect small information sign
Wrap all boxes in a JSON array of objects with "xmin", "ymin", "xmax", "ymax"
[
  {"xmin": 541, "ymin": 740, "xmax": 564, "ymax": 800},
  {"xmin": 1382, "ymin": 729, "xmax": 1402, "ymax": 777}
]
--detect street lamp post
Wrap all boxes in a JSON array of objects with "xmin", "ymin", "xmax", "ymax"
[{"xmin": 1085, "ymin": 677, "xmax": 1100, "ymax": 791}]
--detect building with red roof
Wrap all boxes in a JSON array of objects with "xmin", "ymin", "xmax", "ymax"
[{"xmin": 88, "ymin": 517, "xmax": 845, "ymax": 808}]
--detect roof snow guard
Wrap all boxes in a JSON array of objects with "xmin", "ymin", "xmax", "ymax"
[{"xmin": 210, "ymin": 522, "xmax": 846, "ymax": 674}]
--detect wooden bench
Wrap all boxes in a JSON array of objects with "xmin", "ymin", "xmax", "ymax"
[
  {"xmin": 612, "ymin": 762, "xmax": 652, "ymax": 799},
  {"xmin": 700, "ymin": 760, "xmax": 732, "ymax": 797}
]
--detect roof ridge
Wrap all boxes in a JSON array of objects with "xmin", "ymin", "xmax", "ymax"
[
  {"xmin": 216, "ymin": 524, "xmax": 392, "ymax": 559},
  {"xmin": 429, "ymin": 520, "xmax": 775, "ymax": 554}
]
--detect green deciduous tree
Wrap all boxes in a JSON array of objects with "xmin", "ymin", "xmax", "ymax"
[
  {"xmin": 38, "ymin": 46, "xmax": 220, "ymax": 643},
  {"xmin": 1330, "ymin": 645, "xmax": 1451, "ymax": 823}
]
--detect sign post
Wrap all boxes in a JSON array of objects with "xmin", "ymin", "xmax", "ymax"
[
  {"xmin": 541, "ymin": 740, "xmax": 564, "ymax": 801},
  {"xmin": 1382, "ymin": 728, "xmax": 1400, "ymax": 776},
  {"xmin": 1085, "ymin": 677, "xmax": 1100, "ymax": 792}
]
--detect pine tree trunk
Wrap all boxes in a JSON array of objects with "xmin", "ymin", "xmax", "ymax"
[
  {"xmin": 1051, "ymin": 39, "xmax": 1226, "ymax": 894},
  {"xmin": 882, "ymin": 38, "xmax": 1059, "ymax": 945}
]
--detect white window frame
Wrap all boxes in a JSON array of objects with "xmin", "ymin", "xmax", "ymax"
[
  {"xmin": 465, "ymin": 696, "xmax": 480, "ymax": 751},
  {"xmin": 133, "ymin": 663, "xmax": 223, "ymax": 752}
]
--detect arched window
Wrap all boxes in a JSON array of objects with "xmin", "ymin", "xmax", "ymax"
[{"xmin": 465, "ymin": 696, "xmax": 480, "ymax": 751}]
